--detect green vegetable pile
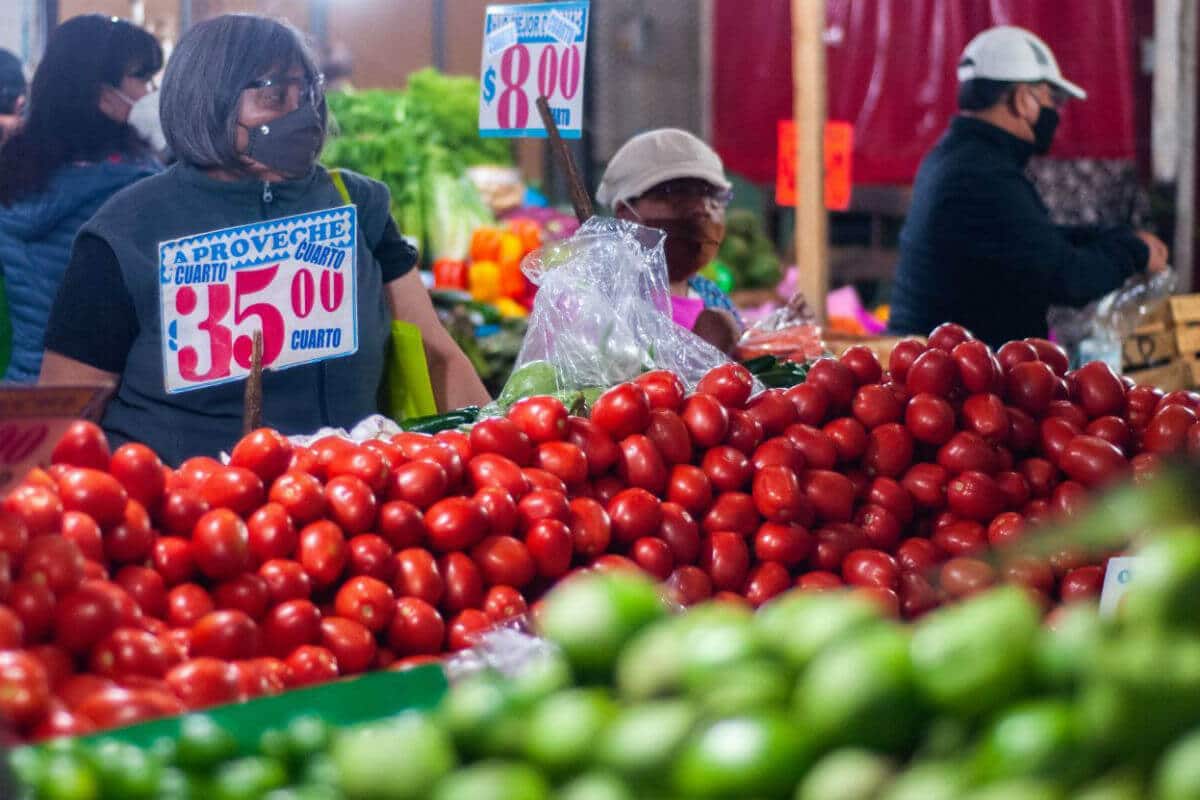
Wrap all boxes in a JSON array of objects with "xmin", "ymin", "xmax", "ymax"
[
  {"xmin": 718, "ymin": 209, "xmax": 781, "ymax": 291},
  {"xmin": 322, "ymin": 69, "xmax": 511, "ymax": 261}
]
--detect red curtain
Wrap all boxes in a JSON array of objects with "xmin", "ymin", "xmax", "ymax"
[{"xmin": 712, "ymin": 0, "xmax": 1137, "ymax": 185}]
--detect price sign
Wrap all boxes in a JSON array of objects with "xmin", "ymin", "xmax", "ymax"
[
  {"xmin": 479, "ymin": 1, "xmax": 590, "ymax": 139},
  {"xmin": 1099, "ymin": 556, "xmax": 1140, "ymax": 618},
  {"xmin": 775, "ymin": 119, "xmax": 855, "ymax": 211},
  {"xmin": 158, "ymin": 206, "xmax": 358, "ymax": 394},
  {"xmin": 0, "ymin": 385, "xmax": 113, "ymax": 495}
]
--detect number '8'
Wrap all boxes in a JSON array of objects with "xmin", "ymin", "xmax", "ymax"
[{"xmin": 499, "ymin": 44, "xmax": 583, "ymax": 130}]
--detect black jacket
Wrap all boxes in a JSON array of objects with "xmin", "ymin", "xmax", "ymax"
[{"xmin": 888, "ymin": 116, "xmax": 1149, "ymax": 348}]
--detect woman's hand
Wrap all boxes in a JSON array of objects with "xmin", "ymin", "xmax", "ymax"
[
  {"xmin": 385, "ymin": 270, "xmax": 492, "ymax": 411},
  {"xmin": 692, "ymin": 308, "xmax": 741, "ymax": 354}
]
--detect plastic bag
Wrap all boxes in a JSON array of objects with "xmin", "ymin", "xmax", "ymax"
[
  {"xmin": 1048, "ymin": 269, "xmax": 1177, "ymax": 369},
  {"xmin": 734, "ymin": 289, "xmax": 826, "ymax": 361},
  {"xmin": 504, "ymin": 217, "xmax": 737, "ymax": 396}
]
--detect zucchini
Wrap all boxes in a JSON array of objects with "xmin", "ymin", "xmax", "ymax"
[{"xmin": 400, "ymin": 406, "xmax": 481, "ymax": 433}]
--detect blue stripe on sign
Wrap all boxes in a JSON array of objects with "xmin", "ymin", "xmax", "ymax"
[{"xmin": 479, "ymin": 128, "xmax": 582, "ymax": 139}]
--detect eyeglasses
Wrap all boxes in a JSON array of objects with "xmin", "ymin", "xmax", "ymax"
[
  {"xmin": 640, "ymin": 178, "xmax": 734, "ymax": 207},
  {"xmin": 244, "ymin": 73, "xmax": 325, "ymax": 112}
]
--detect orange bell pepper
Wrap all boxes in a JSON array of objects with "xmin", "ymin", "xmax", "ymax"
[
  {"xmin": 469, "ymin": 227, "xmax": 503, "ymax": 263},
  {"xmin": 507, "ymin": 218, "xmax": 542, "ymax": 252}
]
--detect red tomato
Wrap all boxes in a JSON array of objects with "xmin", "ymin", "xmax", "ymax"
[
  {"xmin": 887, "ymin": 340, "xmax": 927, "ymax": 383},
  {"xmin": 246, "ymin": 502, "xmax": 297, "ymax": 564},
  {"xmin": 629, "ymin": 537, "xmax": 674, "ymax": 580},
  {"xmin": 785, "ymin": 383, "xmax": 832, "ymax": 426},
  {"xmin": 434, "ymin": 430, "xmax": 472, "ymax": 465},
  {"xmin": 333, "ymin": 575, "xmax": 395, "ymax": 633},
  {"xmin": 617, "ymin": 434, "xmax": 668, "ymax": 494},
  {"xmin": 927, "ymin": 322, "xmax": 973, "ymax": 352},
  {"xmin": 388, "ymin": 597, "xmax": 445, "ymax": 655},
  {"xmin": 297, "ymin": 520, "xmax": 347, "ymax": 588},
  {"xmin": 997, "ymin": 340, "xmax": 1039, "ymax": 372},
  {"xmin": 695, "ymin": 363, "xmax": 753, "ymax": 409},
  {"xmin": 743, "ymin": 562, "xmax": 791, "ymax": 607},
  {"xmin": 0, "ymin": 511, "xmax": 28, "ymax": 567},
  {"xmin": 897, "ymin": 537, "xmax": 943, "ymax": 572},
  {"xmin": 1018, "ymin": 457, "xmax": 1059, "ymax": 498},
  {"xmin": 109, "ymin": 443, "xmax": 166, "ymax": 510},
  {"xmin": 1003, "ymin": 556, "xmax": 1055, "ymax": 594},
  {"xmin": 233, "ymin": 657, "xmax": 289, "ymax": 700},
  {"xmin": 192, "ymin": 509, "xmax": 251, "ymax": 581},
  {"xmin": 102, "ymin": 499, "xmax": 153, "ymax": 565},
  {"xmin": 658, "ymin": 502, "xmax": 700, "ymax": 564},
  {"xmin": 446, "ymin": 609, "xmax": 492, "ymax": 651},
  {"xmin": 308, "ymin": 436, "xmax": 356, "ymax": 481},
  {"xmin": 262, "ymin": 599, "xmax": 322, "ymax": 658},
  {"xmin": 1189, "ymin": 422, "xmax": 1200, "ymax": 458},
  {"xmin": 78, "ymin": 686, "xmax": 185, "ymax": 728},
  {"xmin": 56, "ymin": 468, "xmax": 126, "ymax": 529},
  {"xmin": 643, "ymin": 408, "xmax": 693, "ymax": 467},
  {"xmin": 681, "ymin": 394, "xmax": 731, "ymax": 448},
  {"xmin": 806, "ymin": 358, "xmax": 856, "ymax": 411},
  {"xmin": 702, "ymin": 492, "xmax": 760, "ymax": 537},
  {"xmin": 1060, "ymin": 435, "xmax": 1127, "ymax": 488},
  {"xmin": 21, "ymin": 535, "xmax": 85, "ymax": 596},
  {"xmin": 285, "ymin": 645, "xmax": 339, "ymax": 686},
  {"xmin": 468, "ymin": 453, "xmax": 530, "ymax": 499},
  {"xmin": 666, "ymin": 465, "xmax": 714, "ymax": 518},
  {"xmin": 1006, "ymin": 407, "xmax": 1038, "ymax": 453},
  {"xmin": 508, "ymin": 396, "xmax": 570, "ymax": 444},
  {"xmin": 995, "ymin": 471, "xmax": 1031, "ymax": 510},
  {"xmin": 1085, "ymin": 416, "xmax": 1132, "ymax": 454},
  {"xmin": 566, "ymin": 418, "xmax": 620, "ymax": 477},
  {"xmin": 1048, "ymin": 545, "xmax": 1089, "ymax": 578},
  {"xmin": 961, "ymin": 393, "xmax": 1010, "ymax": 444},
  {"xmin": 1046, "ymin": 400, "xmax": 1089, "ymax": 431},
  {"xmin": 701, "ymin": 531, "xmax": 750, "ymax": 592},
  {"xmin": 866, "ymin": 477, "xmax": 915, "ymax": 525},
  {"xmin": 751, "ymin": 465, "xmax": 810, "ymax": 525},
  {"xmin": 387, "ymin": 461, "xmax": 448, "ymax": 509},
  {"xmin": 465, "ymin": 491, "xmax": 513, "ymax": 544},
  {"xmin": 115, "ymin": 566, "xmax": 167, "ymax": 619},
  {"xmin": 392, "ymin": 548, "xmax": 444, "ymax": 605},
  {"xmin": 535, "ymin": 441, "xmax": 589, "ymax": 486},
  {"xmin": 842, "ymin": 549, "xmax": 899, "ymax": 590},
  {"xmin": 591, "ymin": 383, "xmax": 652, "ymax": 440},
  {"xmin": 754, "ymin": 522, "xmax": 811, "ymax": 566},
  {"xmin": 31, "ymin": 708, "xmax": 96, "ymax": 740},
  {"xmin": 1126, "ymin": 385, "xmax": 1165, "ymax": 430},
  {"xmin": 751, "ymin": 437, "xmax": 805, "ymax": 474},
  {"xmin": 190, "ymin": 610, "xmax": 259, "ymax": 661},
  {"xmin": 799, "ymin": 470, "xmax": 855, "ymax": 523},
  {"xmin": 470, "ymin": 418, "xmax": 534, "ymax": 465},
  {"xmin": 744, "ymin": 390, "xmax": 797, "ymax": 437},
  {"xmin": 483, "ymin": 585, "xmax": 528, "ymax": 622},
  {"xmin": 634, "ymin": 370, "xmax": 687, "ymax": 411},
  {"xmin": 855, "ymin": 504, "xmax": 902, "ymax": 551},
  {"xmin": 425, "ymin": 497, "xmax": 488, "ymax": 553},
  {"xmin": 347, "ymin": 534, "xmax": 395, "ymax": 582},
  {"xmin": 377, "ymin": 501, "xmax": 426, "ymax": 551},
  {"xmin": 198, "ymin": 467, "xmax": 265, "ymax": 517},
  {"xmin": 701, "ymin": 446, "xmax": 752, "ymax": 493},
  {"xmin": 851, "ymin": 384, "xmax": 902, "ymax": 430},
  {"xmin": 840, "ymin": 345, "xmax": 884, "ymax": 385},
  {"xmin": 938, "ymin": 432, "xmax": 1001, "ymax": 475},
  {"xmin": 58, "ymin": 511, "xmax": 100, "ymax": 566},
  {"xmin": 946, "ymin": 471, "xmax": 1008, "ymax": 522},
  {"xmin": 437, "ymin": 552, "xmax": 484, "ymax": 614},
  {"xmin": 522, "ymin": 468, "xmax": 567, "ymax": 494},
  {"xmin": 324, "ymin": 476, "xmax": 378, "ymax": 536},
  {"xmin": 1022, "ymin": 338, "xmax": 1069, "ymax": 376},
  {"xmin": 906, "ymin": 349, "xmax": 959, "ymax": 398},
  {"xmin": 0, "ymin": 650, "xmax": 50, "ymax": 727},
  {"xmin": 987, "ymin": 512, "xmax": 1026, "ymax": 548},
  {"xmin": 4, "ymin": 484, "xmax": 63, "ymax": 538},
  {"xmin": 592, "ymin": 477, "xmax": 626, "ymax": 506},
  {"xmin": 1142, "ymin": 405, "xmax": 1197, "ymax": 455},
  {"xmin": 471, "ymin": 536, "xmax": 536, "ymax": 588},
  {"xmin": 899, "ymin": 572, "xmax": 941, "ymax": 619},
  {"xmin": 608, "ymin": 488, "xmax": 663, "ymax": 545},
  {"xmin": 932, "ymin": 521, "xmax": 987, "ymax": 557},
  {"xmin": 164, "ymin": 658, "xmax": 241, "ymax": 709},
  {"xmin": 797, "ymin": 571, "xmax": 844, "ymax": 591},
  {"xmin": 666, "ymin": 566, "xmax": 713, "ymax": 606},
  {"xmin": 783, "ymin": 424, "xmax": 838, "ymax": 471},
  {"xmin": 213, "ymin": 573, "xmax": 270, "ymax": 621},
  {"xmin": 166, "ymin": 583, "xmax": 213, "ymax": 629},
  {"xmin": 0, "ymin": 605, "xmax": 22, "ymax": 649},
  {"xmin": 259, "ymin": 559, "xmax": 312, "ymax": 604},
  {"xmin": 230, "ymin": 428, "xmax": 294, "ymax": 484},
  {"xmin": 863, "ymin": 423, "xmax": 915, "ymax": 478},
  {"xmin": 90, "ymin": 627, "xmax": 168, "ymax": 680},
  {"xmin": 50, "ymin": 421, "xmax": 110, "ymax": 471},
  {"xmin": 823, "ymin": 417, "xmax": 868, "ymax": 463},
  {"xmin": 319, "ymin": 617, "xmax": 375, "ymax": 675},
  {"xmin": 952, "ymin": 340, "xmax": 1003, "ymax": 394},
  {"xmin": 1060, "ymin": 565, "xmax": 1104, "ymax": 603},
  {"xmin": 567, "ymin": 497, "xmax": 611, "ymax": 559},
  {"xmin": 526, "ymin": 519, "xmax": 573, "ymax": 579},
  {"xmin": 940, "ymin": 558, "xmax": 995, "ymax": 598},
  {"xmin": 55, "ymin": 581, "xmax": 123, "ymax": 654},
  {"xmin": 1073, "ymin": 361, "xmax": 1127, "ymax": 419},
  {"xmin": 1005, "ymin": 361, "xmax": 1057, "ymax": 416},
  {"xmin": 268, "ymin": 472, "xmax": 325, "ymax": 525}
]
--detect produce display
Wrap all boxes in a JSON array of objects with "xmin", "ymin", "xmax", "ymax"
[
  {"xmin": 715, "ymin": 208, "xmax": 782, "ymax": 291},
  {"xmin": 0, "ymin": 323, "xmax": 1198, "ymax": 747}
]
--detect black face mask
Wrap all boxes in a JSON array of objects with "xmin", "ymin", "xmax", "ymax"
[
  {"xmin": 1031, "ymin": 105, "xmax": 1060, "ymax": 155},
  {"xmin": 640, "ymin": 217, "xmax": 726, "ymax": 283},
  {"xmin": 242, "ymin": 104, "xmax": 323, "ymax": 178}
]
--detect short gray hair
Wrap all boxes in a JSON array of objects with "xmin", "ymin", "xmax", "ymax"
[{"xmin": 161, "ymin": 14, "xmax": 327, "ymax": 171}]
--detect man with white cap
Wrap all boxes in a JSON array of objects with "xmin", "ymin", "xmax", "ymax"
[
  {"xmin": 889, "ymin": 26, "xmax": 1167, "ymax": 348},
  {"xmin": 597, "ymin": 128, "xmax": 742, "ymax": 353}
]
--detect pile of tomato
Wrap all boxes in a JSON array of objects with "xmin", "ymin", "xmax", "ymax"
[{"xmin": 1, "ymin": 323, "xmax": 1199, "ymax": 743}]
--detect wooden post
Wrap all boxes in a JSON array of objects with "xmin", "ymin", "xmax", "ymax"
[
  {"xmin": 536, "ymin": 96, "xmax": 594, "ymax": 223},
  {"xmin": 242, "ymin": 330, "xmax": 263, "ymax": 435},
  {"xmin": 1177, "ymin": 0, "xmax": 1198, "ymax": 292},
  {"xmin": 791, "ymin": 0, "xmax": 829, "ymax": 323}
]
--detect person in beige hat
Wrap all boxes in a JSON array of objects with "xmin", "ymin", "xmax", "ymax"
[{"xmin": 597, "ymin": 128, "xmax": 742, "ymax": 353}]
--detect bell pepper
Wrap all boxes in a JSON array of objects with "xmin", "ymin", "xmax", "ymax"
[
  {"xmin": 432, "ymin": 258, "xmax": 468, "ymax": 290},
  {"xmin": 469, "ymin": 227, "xmax": 503, "ymax": 263},
  {"xmin": 469, "ymin": 260, "xmax": 502, "ymax": 302}
]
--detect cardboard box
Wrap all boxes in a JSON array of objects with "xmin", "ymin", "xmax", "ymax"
[{"xmin": 1123, "ymin": 328, "xmax": 1178, "ymax": 369}]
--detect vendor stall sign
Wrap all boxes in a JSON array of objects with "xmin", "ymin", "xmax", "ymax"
[
  {"xmin": 158, "ymin": 206, "xmax": 358, "ymax": 394},
  {"xmin": 776, "ymin": 120, "xmax": 854, "ymax": 211},
  {"xmin": 1099, "ymin": 556, "xmax": 1139, "ymax": 618},
  {"xmin": 479, "ymin": 1, "xmax": 590, "ymax": 139},
  {"xmin": 0, "ymin": 384, "xmax": 113, "ymax": 494}
]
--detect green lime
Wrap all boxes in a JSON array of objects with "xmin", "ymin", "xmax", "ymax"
[
  {"xmin": 37, "ymin": 752, "xmax": 98, "ymax": 800},
  {"xmin": 1155, "ymin": 726, "xmax": 1200, "ymax": 800},
  {"xmin": 153, "ymin": 767, "xmax": 200, "ymax": 800},
  {"xmin": 287, "ymin": 716, "xmax": 332, "ymax": 761},
  {"xmin": 961, "ymin": 779, "xmax": 1064, "ymax": 800},
  {"xmin": 879, "ymin": 761, "xmax": 967, "ymax": 800},
  {"xmin": 615, "ymin": 617, "xmax": 687, "ymax": 700},
  {"xmin": 555, "ymin": 772, "xmax": 636, "ymax": 800},
  {"xmin": 91, "ymin": 740, "xmax": 163, "ymax": 799},
  {"xmin": 671, "ymin": 713, "xmax": 810, "ymax": 799},
  {"xmin": 9, "ymin": 746, "xmax": 44, "ymax": 791},
  {"xmin": 175, "ymin": 715, "xmax": 239, "ymax": 772},
  {"xmin": 693, "ymin": 658, "xmax": 791, "ymax": 716},
  {"xmin": 1074, "ymin": 771, "xmax": 1145, "ymax": 800},
  {"xmin": 1124, "ymin": 531, "xmax": 1200, "ymax": 629},
  {"xmin": 524, "ymin": 688, "xmax": 618, "ymax": 775},
  {"xmin": 1034, "ymin": 603, "xmax": 1107, "ymax": 689},
  {"xmin": 596, "ymin": 699, "xmax": 697, "ymax": 778},
  {"xmin": 300, "ymin": 754, "xmax": 339, "ymax": 788},
  {"xmin": 796, "ymin": 625, "xmax": 920, "ymax": 753},
  {"xmin": 910, "ymin": 587, "xmax": 1039, "ymax": 718},
  {"xmin": 974, "ymin": 699, "xmax": 1079, "ymax": 782},
  {"xmin": 263, "ymin": 788, "xmax": 341, "ymax": 800},
  {"xmin": 536, "ymin": 573, "xmax": 667, "ymax": 681},
  {"xmin": 499, "ymin": 361, "xmax": 559, "ymax": 406},
  {"xmin": 507, "ymin": 652, "xmax": 573, "ymax": 708},
  {"xmin": 441, "ymin": 673, "xmax": 526, "ymax": 758},
  {"xmin": 677, "ymin": 603, "xmax": 762, "ymax": 689},
  {"xmin": 431, "ymin": 761, "xmax": 551, "ymax": 800},
  {"xmin": 332, "ymin": 713, "xmax": 457, "ymax": 800},
  {"xmin": 212, "ymin": 756, "xmax": 288, "ymax": 800},
  {"xmin": 755, "ymin": 590, "xmax": 882, "ymax": 669},
  {"xmin": 796, "ymin": 749, "xmax": 895, "ymax": 800}
]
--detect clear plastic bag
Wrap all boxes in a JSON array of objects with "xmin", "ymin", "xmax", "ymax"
[
  {"xmin": 1048, "ymin": 270, "xmax": 1177, "ymax": 369},
  {"xmin": 506, "ymin": 217, "xmax": 738, "ymax": 394},
  {"xmin": 733, "ymin": 289, "xmax": 826, "ymax": 361}
]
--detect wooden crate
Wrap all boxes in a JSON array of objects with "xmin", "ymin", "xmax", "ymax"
[
  {"xmin": 1134, "ymin": 300, "xmax": 1171, "ymax": 334},
  {"xmin": 1168, "ymin": 294, "xmax": 1200, "ymax": 325},
  {"xmin": 1187, "ymin": 358, "xmax": 1200, "ymax": 389},
  {"xmin": 1123, "ymin": 328, "xmax": 1178, "ymax": 370},
  {"xmin": 1125, "ymin": 359, "xmax": 1192, "ymax": 392},
  {"xmin": 1177, "ymin": 325, "xmax": 1200, "ymax": 358}
]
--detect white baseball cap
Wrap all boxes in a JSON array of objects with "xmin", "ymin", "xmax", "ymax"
[
  {"xmin": 957, "ymin": 26, "xmax": 1086, "ymax": 100},
  {"xmin": 596, "ymin": 128, "xmax": 732, "ymax": 208}
]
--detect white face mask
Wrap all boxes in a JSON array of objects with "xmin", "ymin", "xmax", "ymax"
[{"xmin": 115, "ymin": 88, "xmax": 166, "ymax": 154}]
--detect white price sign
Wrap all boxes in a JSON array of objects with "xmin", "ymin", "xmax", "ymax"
[
  {"xmin": 158, "ymin": 206, "xmax": 358, "ymax": 394},
  {"xmin": 1099, "ymin": 556, "xmax": 1140, "ymax": 617},
  {"xmin": 479, "ymin": 1, "xmax": 590, "ymax": 139}
]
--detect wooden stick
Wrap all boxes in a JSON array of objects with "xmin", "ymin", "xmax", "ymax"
[
  {"xmin": 791, "ymin": 0, "xmax": 829, "ymax": 324},
  {"xmin": 536, "ymin": 95, "xmax": 594, "ymax": 223},
  {"xmin": 243, "ymin": 330, "xmax": 263, "ymax": 435}
]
